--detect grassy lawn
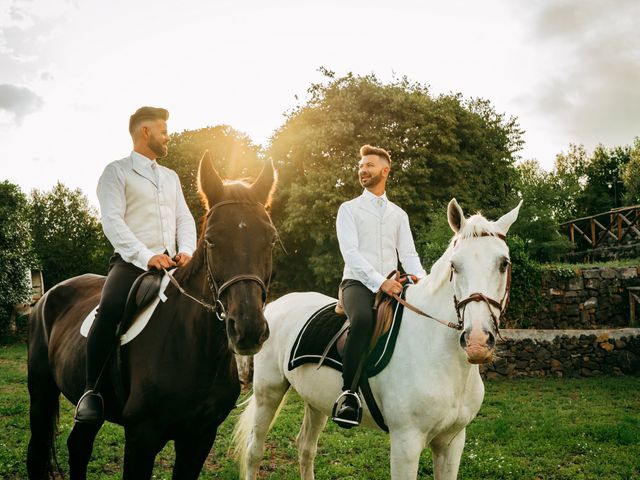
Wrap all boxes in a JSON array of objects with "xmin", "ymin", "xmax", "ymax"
[{"xmin": 1, "ymin": 342, "xmax": 639, "ymax": 479}]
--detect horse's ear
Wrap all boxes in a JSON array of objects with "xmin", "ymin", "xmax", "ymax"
[
  {"xmin": 251, "ymin": 159, "xmax": 277, "ymax": 206},
  {"xmin": 447, "ymin": 198, "xmax": 465, "ymax": 234},
  {"xmin": 493, "ymin": 200, "xmax": 523, "ymax": 235},
  {"xmin": 198, "ymin": 150, "xmax": 224, "ymax": 209}
]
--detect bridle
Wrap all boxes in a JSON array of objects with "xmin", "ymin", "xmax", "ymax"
[
  {"xmin": 450, "ymin": 232, "xmax": 512, "ymax": 339},
  {"xmin": 391, "ymin": 232, "xmax": 511, "ymax": 337},
  {"xmin": 165, "ymin": 200, "xmax": 279, "ymax": 321}
]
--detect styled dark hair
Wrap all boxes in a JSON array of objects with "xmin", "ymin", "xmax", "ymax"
[
  {"xmin": 129, "ymin": 106, "xmax": 169, "ymax": 134},
  {"xmin": 360, "ymin": 144, "xmax": 391, "ymax": 164}
]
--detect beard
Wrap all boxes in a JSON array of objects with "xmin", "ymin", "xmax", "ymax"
[
  {"xmin": 149, "ymin": 135, "xmax": 168, "ymax": 158},
  {"xmin": 359, "ymin": 171, "xmax": 384, "ymax": 189}
]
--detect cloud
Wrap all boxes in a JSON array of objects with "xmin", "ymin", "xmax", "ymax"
[
  {"xmin": 515, "ymin": 0, "xmax": 640, "ymax": 148},
  {"xmin": 0, "ymin": 84, "xmax": 44, "ymax": 124}
]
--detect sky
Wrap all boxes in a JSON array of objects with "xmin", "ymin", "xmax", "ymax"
[{"xmin": 1, "ymin": 0, "xmax": 639, "ymax": 208}]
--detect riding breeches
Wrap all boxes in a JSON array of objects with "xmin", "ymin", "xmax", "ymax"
[
  {"xmin": 340, "ymin": 279, "xmax": 375, "ymax": 391},
  {"xmin": 85, "ymin": 254, "xmax": 144, "ymax": 389}
]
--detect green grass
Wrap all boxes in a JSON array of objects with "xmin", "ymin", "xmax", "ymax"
[{"xmin": 2, "ymin": 343, "xmax": 639, "ymax": 479}]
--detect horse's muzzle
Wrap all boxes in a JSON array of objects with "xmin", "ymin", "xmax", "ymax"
[
  {"xmin": 227, "ymin": 315, "xmax": 270, "ymax": 355},
  {"xmin": 460, "ymin": 328, "xmax": 495, "ymax": 364}
]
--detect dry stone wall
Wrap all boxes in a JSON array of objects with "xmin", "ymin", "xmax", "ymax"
[
  {"xmin": 511, "ymin": 266, "xmax": 639, "ymax": 329},
  {"xmin": 481, "ymin": 329, "xmax": 640, "ymax": 379}
]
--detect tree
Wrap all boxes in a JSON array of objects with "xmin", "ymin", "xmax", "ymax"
[
  {"xmin": 0, "ymin": 181, "xmax": 34, "ymax": 333},
  {"xmin": 161, "ymin": 125, "xmax": 264, "ymax": 230},
  {"xmin": 267, "ymin": 72, "xmax": 524, "ymax": 294},
  {"xmin": 622, "ymin": 137, "xmax": 640, "ymax": 204},
  {"xmin": 509, "ymin": 160, "xmax": 572, "ymax": 261},
  {"xmin": 29, "ymin": 183, "xmax": 112, "ymax": 289},
  {"xmin": 577, "ymin": 144, "xmax": 629, "ymax": 215}
]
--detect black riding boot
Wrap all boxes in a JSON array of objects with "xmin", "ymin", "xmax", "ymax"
[
  {"xmin": 74, "ymin": 312, "xmax": 113, "ymax": 424},
  {"xmin": 332, "ymin": 390, "xmax": 362, "ymax": 429}
]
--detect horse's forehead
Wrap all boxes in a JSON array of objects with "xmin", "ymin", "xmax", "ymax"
[{"xmin": 452, "ymin": 236, "xmax": 508, "ymax": 263}]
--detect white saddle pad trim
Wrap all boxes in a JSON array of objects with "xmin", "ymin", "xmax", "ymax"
[{"xmin": 80, "ymin": 273, "xmax": 172, "ymax": 345}]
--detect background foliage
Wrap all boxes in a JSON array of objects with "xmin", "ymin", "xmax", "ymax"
[
  {"xmin": 0, "ymin": 71, "xmax": 638, "ymax": 328},
  {"xmin": 0, "ymin": 182, "xmax": 34, "ymax": 334}
]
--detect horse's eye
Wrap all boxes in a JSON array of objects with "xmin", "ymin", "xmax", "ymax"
[
  {"xmin": 450, "ymin": 261, "xmax": 457, "ymax": 272},
  {"xmin": 500, "ymin": 258, "xmax": 510, "ymax": 273}
]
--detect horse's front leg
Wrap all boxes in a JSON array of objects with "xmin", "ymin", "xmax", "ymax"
[
  {"xmin": 389, "ymin": 428, "xmax": 426, "ymax": 479},
  {"xmin": 122, "ymin": 421, "xmax": 167, "ymax": 480},
  {"xmin": 66, "ymin": 421, "xmax": 103, "ymax": 480},
  {"xmin": 430, "ymin": 428, "xmax": 466, "ymax": 480},
  {"xmin": 171, "ymin": 427, "xmax": 218, "ymax": 480}
]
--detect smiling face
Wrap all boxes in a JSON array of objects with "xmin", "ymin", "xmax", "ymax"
[
  {"xmin": 145, "ymin": 118, "xmax": 170, "ymax": 158},
  {"xmin": 358, "ymin": 154, "xmax": 389, "ymax": 190}
]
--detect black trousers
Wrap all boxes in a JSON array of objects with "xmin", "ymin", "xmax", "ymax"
[
  {"xmin": 340, "ymin": 279, "xmax": 375, "ymax": 392},
  {"xmin": 85, "ymin": 254, "xmax": 144, "ymax": 389}
]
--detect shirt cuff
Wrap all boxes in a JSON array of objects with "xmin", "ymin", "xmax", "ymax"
[
  {"xmin": 138, "ymin": 249, "xmax": 156, "ymax": 271},
  {"xmin": 370, "ymin": 272, "xmax": 387, "ymax": 293},
  {"xmin": 177, "ymin": 247, "xmax": 194, "ymax": 256}
]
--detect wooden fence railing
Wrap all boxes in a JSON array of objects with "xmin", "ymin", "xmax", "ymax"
[{"xmin": 559, "ymin": 205, "xmax": 640, "ymax": 250}]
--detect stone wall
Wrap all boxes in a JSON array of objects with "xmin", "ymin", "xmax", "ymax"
[
  {"xmin": 480, "ymin": 329, "xmax": 640, "ymax": 379},
  {"xmin": 512, "ymin": 266, "xmax": 639, "ymax": 329},
  {"xmin": 562, "ymin": 244, "xmax": 640, "ymax": 263}
]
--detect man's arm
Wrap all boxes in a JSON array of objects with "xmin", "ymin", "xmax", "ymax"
[
  {"xmin": 174, "ymin": 172, "xmax": 197, "ymax": 265},
  {"xmin": 336, "ymin": 203, "xmax": 387, "ymax": 292},
  {"xmin": 97, "ymin": 162, "xmax": 156, "ymax": 270},
  {"xmin": 397, "ymin": 212, "xmax": 427, "ymax": 279}
]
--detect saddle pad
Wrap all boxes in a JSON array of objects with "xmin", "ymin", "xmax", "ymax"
[
  {"xmin": 80, "ymin": 273, "xmax": 172, "ymax": 345},
  {"xmin": 288, "ymin": 291, "xmax": 405, "ymax": 378}
]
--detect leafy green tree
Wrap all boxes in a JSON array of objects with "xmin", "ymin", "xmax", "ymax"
[
  {"xmin": 576, "ymin": 144, "xmax": 629, "ymax": 215},
  {"xmin": 268, "ymin": 72, "xmax": 523, "ymax": 294},
  {"xmin": 509, "ymin": 160, "xmax": 572, "ymax": 261},
  {"xmin": 29, "ymin": 182, "xmax": 112, "ymax": 288},
  {"xmin": 161, "ymin": 125, "xmax": 263, "ymax": 229},
  {"xmin": 0, "ymin": 181, "xmax": 34, "ymax": 333},
  {"xmin": 622, "ymin": 137, "xmax": 640, "ymax": 204}
]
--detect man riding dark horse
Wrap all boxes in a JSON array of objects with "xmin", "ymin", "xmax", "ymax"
[
  {"xmin": 333, "ymin": 144, "xmax": 427, "ymax": 428},
  {"xmin": 74, "ymin": 106, "xmax": 197, "ymax": 424}
]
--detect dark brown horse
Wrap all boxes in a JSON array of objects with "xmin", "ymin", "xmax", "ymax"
[{"xmin": 27, "ymin": 152, "xmax": 277, "ymax": 479}]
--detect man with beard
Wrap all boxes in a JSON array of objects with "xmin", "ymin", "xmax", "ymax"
[
  {"xmin": 74, "ymin": 106, "xmax": 197, "ymax": 424},
  {"xmin": 332, "ymin": 144, "xmax": 426, "ymax": 428}
]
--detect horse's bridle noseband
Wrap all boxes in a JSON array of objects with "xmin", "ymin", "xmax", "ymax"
[
  {"xmin": 166, "ymin": 200, "xmax": 279, "ymax": 322},
  {"xmin": 450, "ymin": 232, "xmax": 512, "ymax": 339}
]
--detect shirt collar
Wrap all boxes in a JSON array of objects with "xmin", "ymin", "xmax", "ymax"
[
  {"xmin": 131, "ymin": 151, "xmax": 157, "ymax": 170},
  {"xmin": 361, "ymin": 189, "xmax": 388, "ymax": 204}
]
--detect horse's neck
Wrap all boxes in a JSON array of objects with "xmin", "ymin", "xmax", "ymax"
[
  {"xmin": 163, "ymin": 259, "xmax": 229, "ymax": 361},
  {"xmin": 402, "ymin": 281, "xmax": 470, "ymax": 372}
]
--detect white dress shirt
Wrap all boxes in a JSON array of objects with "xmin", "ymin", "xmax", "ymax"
[
  {"xmin": 97, "ymin": 151, "xmax": 197, "ymax": 270},
  {"xmin": 336, "ymin": 189, "xmax": 427, "ymax": 292}
]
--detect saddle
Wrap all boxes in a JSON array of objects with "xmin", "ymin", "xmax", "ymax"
[
  {"xmin": 117, "ymin": 269, "xmax": 165, "ymax": 335},
  {"xmin": 333, "ymin": 270, "xmax": 410, "ymax": 354}
]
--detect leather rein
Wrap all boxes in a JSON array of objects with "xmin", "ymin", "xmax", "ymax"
[
  {"xmin": 390, "ymin": 232, "xmax": 512, "ymax": 337},
  {"xmin": 165, "ymin": 200, "xmax": 279, "ymax": 321}
]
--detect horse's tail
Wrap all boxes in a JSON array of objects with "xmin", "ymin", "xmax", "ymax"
[
  {"xmin": 26, "ymin": 292, "xmax": 62, "ymax": 480},
  {"xmin": 231, "ymin": 390, "xmax": 288, "ymax": 478}
]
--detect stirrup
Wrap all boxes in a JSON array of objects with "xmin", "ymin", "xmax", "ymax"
[
  {"xmin": 74, "ymin": 389, "xmax": 105, "ymax": 424},
  {"xmin": 332, "ymin": 390, "xmax": 362, "ymax": 428}
]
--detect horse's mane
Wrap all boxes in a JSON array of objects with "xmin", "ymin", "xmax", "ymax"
[
  {"xmin": 422, "ymin": 213, "xmax": 498, "ymax": 294},
  {"xmin": 174, "ymin": 179, "xmax": 272, "ymax": 283}
]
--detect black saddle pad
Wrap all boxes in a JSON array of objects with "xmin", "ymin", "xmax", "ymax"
[{"xmin": 288, "ymin": 291, "xmax": 406, "ymax": 378}]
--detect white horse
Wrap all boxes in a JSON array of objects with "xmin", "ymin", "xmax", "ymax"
[{"xmin": 233, "ymin": 198, "xmax": 521, "ymax": 479}]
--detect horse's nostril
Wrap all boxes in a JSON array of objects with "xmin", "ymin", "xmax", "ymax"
[
  {"xmin": 459, "ymin": 331, "xmax": 468, "ymax": 348},
  {"xmin": 226, "ymin": 317, "xmax": 237, "ymax": 336},
  {"xmin": 260, "ymin": 323, "xmax": 270, "ymax": 343},
  {"xmin": 487, "ymin": 331, "xmax": 496, "ymax": 349}
]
